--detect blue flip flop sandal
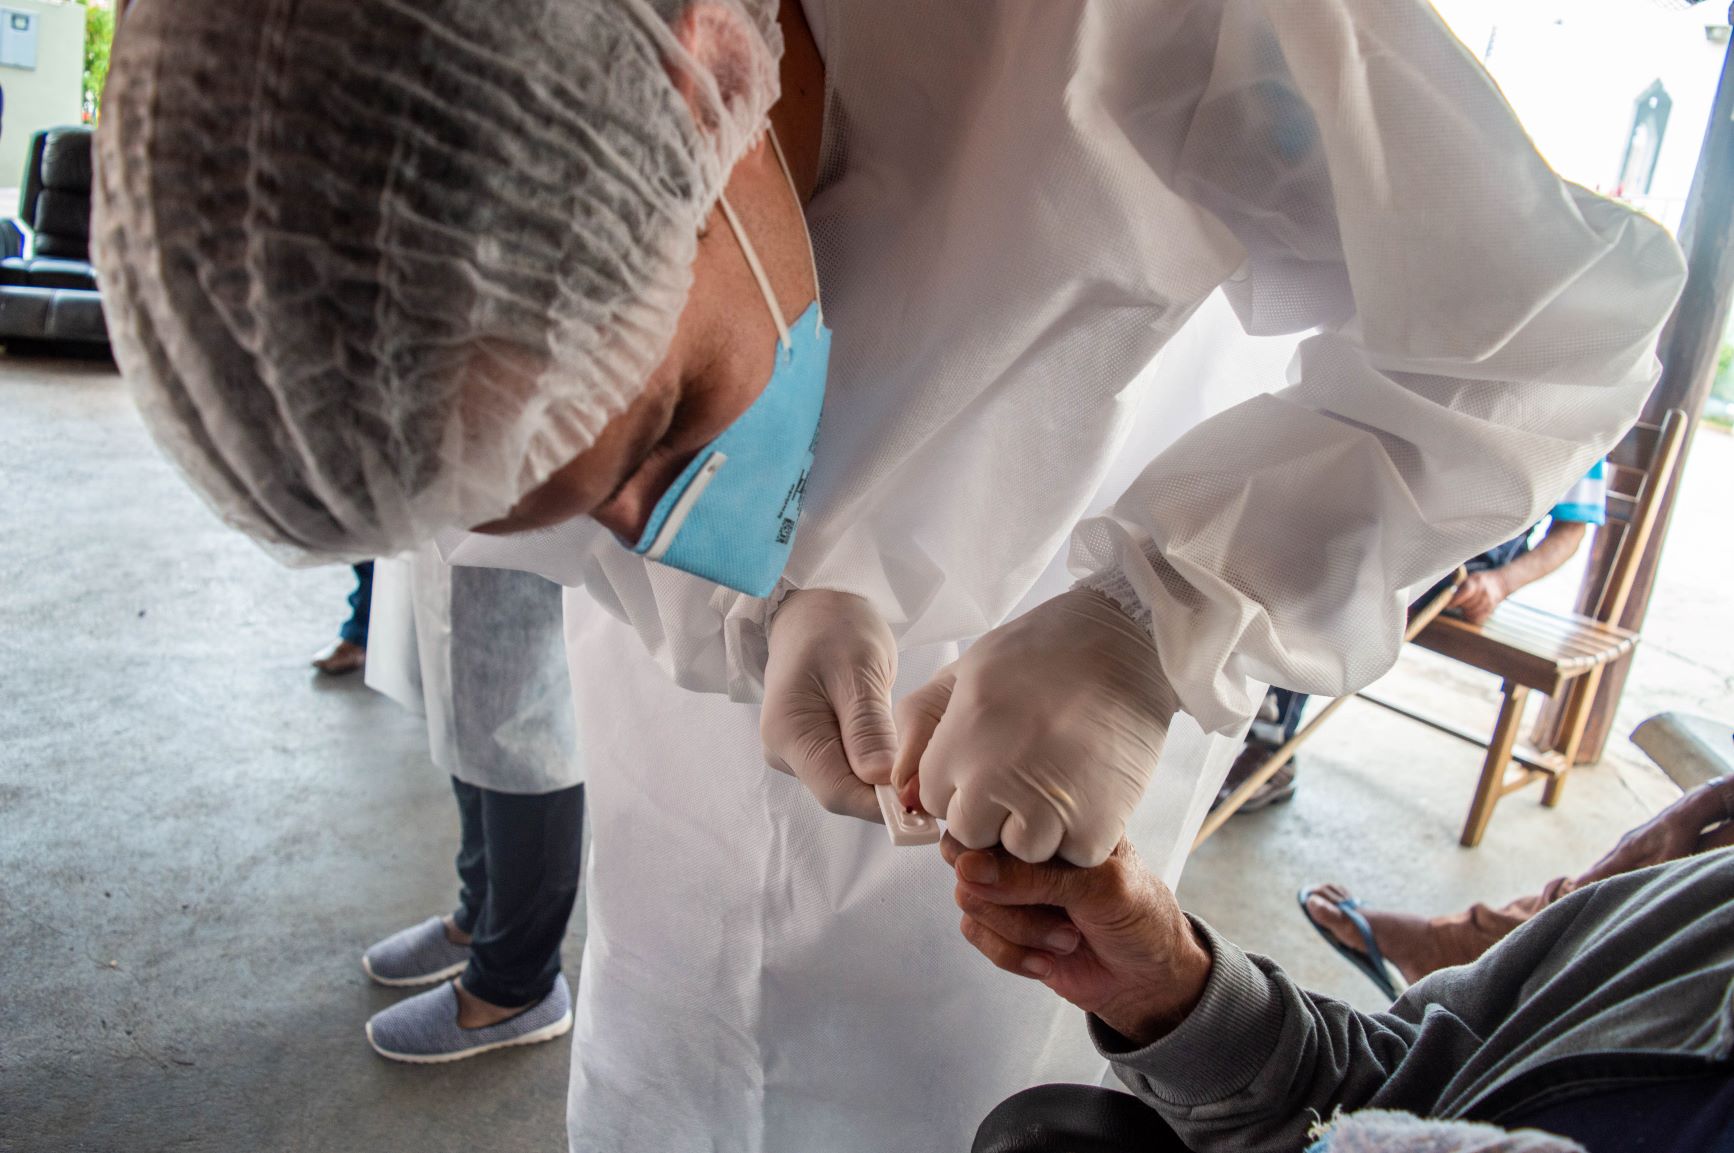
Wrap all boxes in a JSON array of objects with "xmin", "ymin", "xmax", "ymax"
[{"xmin": 1297, "ymin": 888, "xmax": 1403, "ymax": 1002}]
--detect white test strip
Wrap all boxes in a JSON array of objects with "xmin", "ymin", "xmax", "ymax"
[{"xmin": 875, "ymin": 784, "xmax": 941, "ymax": 847}]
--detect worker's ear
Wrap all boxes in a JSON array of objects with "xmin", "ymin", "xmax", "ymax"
[{"xmin": 666, "ymin": 2, "xmax": 766, "ymax": 141}]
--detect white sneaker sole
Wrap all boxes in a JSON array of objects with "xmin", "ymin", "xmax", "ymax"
[
  {"xmin": 365, "ymin": 1009, "xmax": 575, "ymax": 1065},
  {"xmin": 361, "ymin": 953, "xmax": 469, "ymax": 988}
]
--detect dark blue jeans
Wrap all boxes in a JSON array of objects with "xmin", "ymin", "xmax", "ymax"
[
  {"xmin": 1262, "ymin": 530, "xmax": 1535, "ymax": 742},
  {"xmin": 338, "ymin": 561, "xmax": 373, "ymax": 647},
  {"xmin": 449, "ymin": 778, "xmax": 585, "ymax": 1007}
]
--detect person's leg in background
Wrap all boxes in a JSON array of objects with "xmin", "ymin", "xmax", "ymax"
[
  {"xmin": 446, "ymin": 776, "xmax": 489, "ymax": 946},
  {"xmin": 356, "ymin": 770, "xmax": 477, "ymax": 988},
  {"xmin": 362, "ymin": 559, "xmax": 583, "ymax": 1061},
  {"xmin": 357, "ymin": 775, "xmax": 585, "ymax": 1046},
  {"xmin": 1304, "ymin": 774, "xmax": 1734, "ymax": 987},
  {"xmin": 1265, "ymin": 688, "xmax": 1308, "ymax": 745},
  {"xmin": 448, "ymin": 780, "xmax": 586, "ymax": 1025},
  {"xmin": 1214, "ymin": 686, "xmax": 1307, "ymax": 812},
  {"xmin": 364, "ymin": 779, "xmax": 584, "ymax": 1057},
  {"xmin": 313, "ymin": 561, "xmax": 373, "ymax": 675},
  {"xmin": 342, "ymin": 561, "xmax": 375, "ymax": 648}
]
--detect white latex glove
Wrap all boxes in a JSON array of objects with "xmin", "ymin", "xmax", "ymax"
[
  {"xmin": 761, "ymin": 588, "xmax": 900, "ymax": 823},
  {"xmin": 892, "ymin": 589, "xmax": 1177, "ymax": 866}
]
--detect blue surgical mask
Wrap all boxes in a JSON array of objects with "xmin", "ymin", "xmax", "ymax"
[{"xmin": 630, "ymin": 130, "xmax": 831, "ymax": 599}]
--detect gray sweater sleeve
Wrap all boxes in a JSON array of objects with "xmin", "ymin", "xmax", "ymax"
[
  {"xmin": 1091, "ymin": 918, "xmax": 1486, "ymax": 1153},
  {"xmin": 1091, "ymin": 855, "xmax": 1734, "ymax": 1153}
]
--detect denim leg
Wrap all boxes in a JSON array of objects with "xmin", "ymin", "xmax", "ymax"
[
  {"xmin": 339, "ymin": 561, "xmax": 374, "ymax": 647},
  {"xmin": 1473, "ymin": 530, "xmax": 1535, "ymax": 574},
  {"xmin": 450, "ymin": 777, "xmax": 488, "ymax": 937},
  {"xmin": 1248, "ymin": 686, "xmax": 1310, "ymax": 746},
  {"xmin": 458, "ymin": 782, "xmax": 585, "ymax": 1007},
  {"xmin": 1270, "ymin": 687, "xmax": 1309, "ymax": 743}
]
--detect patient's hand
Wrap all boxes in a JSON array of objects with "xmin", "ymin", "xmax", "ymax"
[
  {"xmin": 1448, "ymin": 570, "xmax": 1509, "ymax": 625},
  {"xmin": 1580, "ymin": 777, "xmax": 1734, "ymax": 886},
  {"xmin": 944, "ymin": 834, "xmax": 1212, "ymax": 1046}
]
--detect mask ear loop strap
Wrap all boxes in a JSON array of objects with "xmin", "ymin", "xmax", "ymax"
[
  {"xmin": 766, "ymin": 128, "xmax": 824, "ymax": 332},
  {"xmin": 716, "ymin": 191, "xmax": 792, "ymax": 353}
]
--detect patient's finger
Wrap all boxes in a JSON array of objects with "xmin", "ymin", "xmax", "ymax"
[
  {"xmin": 955, "ymin": 846, "xmax": 1093, "ymax": 908},
  {"xmin": 959, "ymin": 914, "xmax": 1055, "ymax": 979},
  {"xmin": 955, "ymin": 883, "xmax": 1080, "ymax": 953},
  {"xmin": 956, "ymin": 840, "xmax": 1145, "ymax": 924}
]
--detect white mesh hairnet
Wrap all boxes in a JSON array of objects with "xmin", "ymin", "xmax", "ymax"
[{"xmin": 92, "ymin": 0, "xmax": 781, "ymax": 564}]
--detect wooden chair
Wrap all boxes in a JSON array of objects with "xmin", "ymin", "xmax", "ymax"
[
  {"xmin": 1362, "ymin": 409, "xmax": 1688, "ymax": 847},
  {"xmin": 1195, "ymin": 409, "xmax": 1688, "ymax": 850}
]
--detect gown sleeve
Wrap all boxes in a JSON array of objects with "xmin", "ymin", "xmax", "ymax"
[{"xmin": 1073, "ymin": 0, "xmax": 1686, "ymax": 734}]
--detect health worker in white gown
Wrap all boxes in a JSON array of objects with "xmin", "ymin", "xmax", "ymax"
[{"xmin": 93, "ymin": 0, "xmax": 1685, "ymax": 1149}]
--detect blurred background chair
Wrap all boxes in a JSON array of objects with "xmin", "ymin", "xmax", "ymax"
[
  {"xmin": 1362, "ymin": 410, "xmax": 1688, "ymax": 846},
  {"xmin": 0, "ymin": 125, "xmax": 107, "ymax": 350}
]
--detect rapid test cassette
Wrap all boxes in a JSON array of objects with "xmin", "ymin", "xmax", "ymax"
[{"xmin": 875, "ymin": 784, "xmax": 942, "ymax": 847}]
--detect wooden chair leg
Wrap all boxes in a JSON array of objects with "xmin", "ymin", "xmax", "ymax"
[
  {"xmin": 1462, "ymin": 680, "xmax": 1529, "ymax": 848},
  {"xmin": 1546, "ymin": 679, "xmax": 1588, "ymax": 804},
  {"xmin": 1192, "ymin": 691, "xmax": 1356, "ymax": 848},
  {"xmin": 1543, "ymin": 666, "xmax": 1606, "ymax": 808}
]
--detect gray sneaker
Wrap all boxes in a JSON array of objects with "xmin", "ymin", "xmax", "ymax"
[
  {"xmin": 366, "ymin": 974, "xmax": 573, "ymax": 1064},
  {"xmin": 362, "ymin": 916, "xmax": 471, "ymax": 987}
]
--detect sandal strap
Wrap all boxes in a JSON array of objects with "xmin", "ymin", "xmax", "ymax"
[{"xmin": 1335, "ymin": 898, "xmax": 1398, "ymax": 994}]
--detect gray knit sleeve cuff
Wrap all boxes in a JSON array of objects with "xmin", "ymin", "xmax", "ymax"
[{"xmin": 1088, "ymin": 917, "xmax": 1287, "ymax": 1109}]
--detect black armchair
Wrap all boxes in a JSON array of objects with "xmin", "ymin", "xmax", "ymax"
[{"xmin": 0, "ymin": 126, "xmax": 108, "ymax": 348}]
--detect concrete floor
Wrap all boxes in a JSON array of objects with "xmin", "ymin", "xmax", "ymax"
[
  {"xmin": 1, "ymin": 354, "xmax": 1725, "ymax": 1152},
  {"xmin": 0, "ymin": 358, "xmax": 582, "ymax": 1152}
]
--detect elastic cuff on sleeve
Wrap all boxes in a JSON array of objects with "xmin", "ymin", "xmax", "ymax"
[
  {"xmin": 722, "ymin": 584, "xmax": 796, "ymax": 704},
  {"xmin": 1090, "ymin": 917, "xmax": 1288, "ymax": 1109},
  {"xmin": 765, "ymin": 577, "xmax": 802, "ymax": 618},
  {"xmin": 1075, "ymin": 568, "xmax": 1155, "ymax": 632}
]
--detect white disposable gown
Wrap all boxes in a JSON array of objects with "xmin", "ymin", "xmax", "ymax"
[
  {"xmin": 444, "ymin": 1, "xmax": 1685, "ymax": 1149},
  {"xmin": 367, "ymin": 544, "xmax": 579, "ymax": 794}
]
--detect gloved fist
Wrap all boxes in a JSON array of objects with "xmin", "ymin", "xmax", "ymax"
[
  {"xmin": 892, "ymin": 589, "xmax": 1176, "ymax": 866},
  {"xmin": 762, "ymin": 588, "xmax": 899, "ymax": 823}
]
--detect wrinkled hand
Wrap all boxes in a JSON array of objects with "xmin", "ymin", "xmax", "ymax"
[
  {"xmin": 892, "ymin": 589, "xmax": 1177, "ymax": 866},
  {"xmin": 945, "ymin": 834, "xmax": 1211, "ymax": 1046},
  {"xmin": 1578, "ymin": 779, "xmax": 1734, "ymax": 886},
  {"xmin": 1448, "ymin": 571, "xmax": 1509, "ymax": 626},
  {"xmin": 761, "ymin": 589, "xmax": 898, "ymax": 822}
]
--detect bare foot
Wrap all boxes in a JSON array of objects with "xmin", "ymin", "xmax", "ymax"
[
  {"xmin": 1302, "ymin": 884, "xmax": 1457, "ymax": 985},
  {"xmin": 453, "ymin": 979, "xmax": 529, "ymax": 1030},
  {"xmin": 311, "ymin": 639, "xmax": 366, "ymax": 675},
  {"xmin": 442, "ymin": 915, "xmax": 472, "ymax": 947}
]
